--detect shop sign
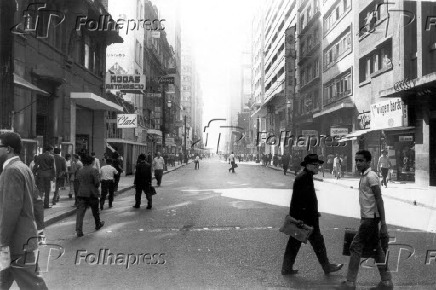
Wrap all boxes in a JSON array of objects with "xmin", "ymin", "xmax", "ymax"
[
  {"xmin": 117, "ymin": 114, "xmax": 137, "ymax": 128},
  {"xmin": 370, "ymin": 98, "xmax": 408, "ymax": 130},
  {"xmin": 399, "ymin": 136, "xmax": 413, "ymax": 142},
  {"xmin": 330, "ymin": 128, "xmax": 349, "ymax": 136},
  {"xmin": 105, "ymin": 74, "xmax": 146, "ymax": 90},
  {"xmin": 357, "ymin": 111, "xmax": 371, "ymax": 129}
]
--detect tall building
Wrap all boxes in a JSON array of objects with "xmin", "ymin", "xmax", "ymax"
[
  {"xmin": 251, "ymin": 0, "xmax": 297, "ymax": 156},
  {"xmin": 9, "ymin": 0, "xmax": 122, "ymax": 165},
  {"xmin": 349, "ymin": 0, "xmax": 435, "ymax": 187},
  {"xmin": 106, "ymin": 0, "xmax": 149, "ymax": 174}
]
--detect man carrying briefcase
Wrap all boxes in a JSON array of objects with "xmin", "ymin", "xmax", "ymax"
[{"xmin": 281, "ymin": 154, "xmax": 343, "ymax": 276}]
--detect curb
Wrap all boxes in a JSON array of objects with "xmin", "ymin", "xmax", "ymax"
[
  {"xmin": 265, "ymin": 164, "xmax": 435, "ymax": 210},
  {"xmin": 44, "ymin": 162, "xmax": 191, "ymax": 227}
]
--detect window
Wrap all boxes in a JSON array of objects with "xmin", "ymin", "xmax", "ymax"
[
  {"xmin": 372, "ymin": 53, "xmax": 379, "ymax": 73},
  {"xmin": 380, "ymin": 46, "xmax": 392, "ymax": 68},
  {"xmin": 336, "ymin": 7, "xmax": 340, "ymax": 20},
  {"xmin": 301, "ymin": 15, "xmax": 305, "ymax": 30},
  {"xmin": 84, "ymin": 35, "xmax": 90, "ymax": 69},
  {"xmin": 301, "ymin": 69, "xmax": 306, "ymax": 86},
  {"xmin": 135, "ymin": 40, "xmax": 142, "ymax": 65},
  {"xmin": 307, "ymin": 5, "xmax": 312, "ymax": 20},
  {"xmin": 314, "ymin": 59, "xmax": 319, "ymax": 77}
]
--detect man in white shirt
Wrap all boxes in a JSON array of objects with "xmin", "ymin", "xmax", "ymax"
[
  {"xmin": 152, "ymin": 152, "xmax": 165, "ymax": 186},
  {"xmin": 194, "ymin": 155, "xmax": 200, "ymax": 170},
  {"xmin": 228, "ymin": 152, "xmax": 236, "ymax": 173},
  {"xmin": 99, "ymin": 158, "xmax": 118, "ymax": 210},
  {"xmin": 340, "ymin": 150, "xmax": 392, "ymax": 289}
]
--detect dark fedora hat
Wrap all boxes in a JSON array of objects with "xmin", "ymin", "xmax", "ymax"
[{"xmin": 301, "ymin": 154, "xmax": 324, "ymax": 166}]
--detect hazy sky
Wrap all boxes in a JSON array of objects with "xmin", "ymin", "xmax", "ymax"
[{"xmin": 181, "ymin": 0, "xmax": 259, "ymax": 149}]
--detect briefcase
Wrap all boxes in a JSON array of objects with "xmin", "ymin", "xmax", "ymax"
[
  {"xmin": 279, "ymin": 215, "xmax": 313, "ymax": 244},
  {"xmin": 342, "ymin": 228, "xmax": 377, "ymax": 258}
]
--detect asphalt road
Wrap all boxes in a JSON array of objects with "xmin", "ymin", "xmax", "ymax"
[{"xmin": 29, "ymin": 159, "xmax": 436, "ymax": 289}]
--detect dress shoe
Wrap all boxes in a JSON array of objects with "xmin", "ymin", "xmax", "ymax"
[
  {"xmin": 44, "ymin": 205, "xmax": 52, "ymax": 209},
  {"xmin": 108, "ymin": 205, "xmax": 113, "ymax": 208},
  {"xmin": 369, "ymin": 280, "xmax": 393, "ymax": 290},
  {"xmin": 146, "ymin": 205, "xmax": 152, "ymax": 209},
  {"xmin": 281, "ymin": 269, "xmax": 298, "ymax": 275},
  {"xmin": 336, "ymin": 281, "xmax": 356, "ymax": 289},
  {"xmin": 68, "ymin": 194, "xmax": 72, "ymax": 199},
  {"xmin": 77, "ymin": 232, "xmax": 84, "ymax": 237},
  {"xmin": 133, "ymin": 205, "xmax": 140, "ymax": 208},
  {"xmin": 95, "ymin": 221, "xmax": 105, "ymax": 230},
  {"xmin": 323, "ymin": 263, "xmax": 344, "ymax": 275}
]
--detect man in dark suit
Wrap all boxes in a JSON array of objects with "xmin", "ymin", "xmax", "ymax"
[
  {"xmin": 282, "ymin": 154, "xmax": 343, "ymax": 276},
  {"xmin": 35, "ymin": 146, "xmax": 56, "ymax": 208},
  {"xmin": 282, "ymin": 153, "xmax": 291, "ymax": 175},
  {"xmin": 0, "ymin": 131, "xmax": 48, "ymax": 289},
  {"xmin": 75, "ymin": 155, "xmax": 104, "ymax": 237},
  {"xmin": 53, "ymin": 148, "xmax": 66, "ymax": 202},
  {"xmin": 133, "ymin": 154, "xmax": 153, "ymax": 209}
]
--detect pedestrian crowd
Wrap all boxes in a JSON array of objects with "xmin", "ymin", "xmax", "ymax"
[{"xmin": 0, "ymin": 130, "xmax": 393, "ymax": 289}]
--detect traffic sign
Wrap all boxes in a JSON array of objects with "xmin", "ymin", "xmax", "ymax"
[{"xmin": 159, "ymin": 76, "xmax": 175, "ymax": 84}]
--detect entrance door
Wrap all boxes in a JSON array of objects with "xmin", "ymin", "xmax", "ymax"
[{"xmin": 430, "ymin": 119, "xmax": 436, "ymax": 186}]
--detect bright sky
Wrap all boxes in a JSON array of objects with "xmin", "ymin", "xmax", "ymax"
[{"xmin": 181, "ymin": 0, "xmax": 259, "ymax": 151}]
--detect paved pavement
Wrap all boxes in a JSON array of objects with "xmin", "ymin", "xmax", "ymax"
[
  {"xmin": 265, "ymin": 163, "xmax": 436, "ymax": 210},
  {"xmin": 43, "ymin": 161, "xmax": 192, "ymax": 227},
  {"xmin": 37, "ymin": 159, "xmax": 436, "ymax": 289}
]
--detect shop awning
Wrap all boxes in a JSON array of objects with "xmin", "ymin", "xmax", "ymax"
[
  {"xmin": 147, "ymin": 129, "xmax": 162, "ymax": 136},
  {"xmin": 13, "ymin": 73, "xmax": 49, "ymax": 95},
  {"xmin": 339, "ymin": 129, "xmax": 373, "ymax": 142},
  {"xmin": 71, "ymin": 92, "xmax": 123, "ymax": 112},
  {"xmin": 313, "ymin": 102, "xmax": 354, "ymax": 118}
]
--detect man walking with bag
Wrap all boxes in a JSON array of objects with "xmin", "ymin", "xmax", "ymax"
[
  {"xmin": 339, "ymin": 150, "xmax": 392, "ymax": 289},
  {"xmin": 35, "ymin": 146, "xmax": 56, "ymax": 208},
  {"xmin": 282, "ymin": 154, "xmax": 343, "ymax": 276},
  {"xmin": 133, "ymin": 154, "xmax": 153, "ymax": 209},
  {"xmin": 53, "ymin": 148, "xmax": 66, "ymax": 202}
]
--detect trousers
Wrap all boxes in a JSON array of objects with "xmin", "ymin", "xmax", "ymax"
[
  {"xmin": 135, "ymin": 186, "xmax": 152, "ymax": 207},
  {"xmin": 282, "ymin": 220, "xmax": 330, "ymax": 271},
  {"xmin": 76, "ymin": 197, "xmax": 101, "ymax": 234},
  {"xmin": 37, "ymin": 177, "xmax": 52, "ymax": 207},
  {"xmin": 346, "ymin": 218, "xmax": 391, "ymax": 282},
  {"xmin": 0, "ymin": 252, "xmax": 48, "ymax": 290},
  {"xmin": 100, "ymin": 180, "xmax": 115, "ymax": 208},
  {"xmin": 154, "ymin": 170, "xmax": 163, "ymax": 186}
]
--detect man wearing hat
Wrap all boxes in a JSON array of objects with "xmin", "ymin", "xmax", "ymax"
[{"xmin": 282, "ymin": 154, "xmax": 343, "ymax": 276}]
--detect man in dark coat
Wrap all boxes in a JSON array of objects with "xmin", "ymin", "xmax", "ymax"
[
  {"xmin": 35, "ymin": 146, "xmax": 56, "ymax": 208},
  {"xmin": 282, "ymin": 153, "xmax": 291, "ymax": 175},
  {"xmin": 133, "ymin": 154, "xmax": 153, "ymax": 209},
  {"xmin": 53, "ymin": 148, "xmax": 66, "ymax": 202},
  {"xmin": 282, "ymin": 154, "xmax": 343, "ymax": 275},
  {"xmin": 75, "ymin": 155, "xmax": 104, "ymax": 237}
]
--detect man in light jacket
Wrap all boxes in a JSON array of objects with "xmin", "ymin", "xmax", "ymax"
[
  {"xmin": 152, "ymin": 152, "xmax": 165, "ymax": 187},
  {"xmin": 0, "ymin": 131, "xmax": 48, "ymax": 289}
]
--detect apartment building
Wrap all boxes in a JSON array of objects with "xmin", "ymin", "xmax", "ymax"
[
  {"xmin": 347, "ymin": 0, "xmax": 435, "ymax": 187},
  {"xmin": 5, "ymin": 0, "xmax": 122, "ymax": 164},
  {"xmin": 314, "ymin": 0, "xmax": 353, "ymax": 169},
  {"xmin": 251, "ymin": 0, "xmax": 297, "ymax": 156}
]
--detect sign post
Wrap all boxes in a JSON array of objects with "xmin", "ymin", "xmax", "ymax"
[{"xmin": 158, "ymin": 76, "xmax": 174, "ymax": 152}]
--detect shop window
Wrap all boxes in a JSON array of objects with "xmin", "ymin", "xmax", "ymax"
[{"xmin": 84, "ymin": 35, "xmax": 90, "ymax": 69}]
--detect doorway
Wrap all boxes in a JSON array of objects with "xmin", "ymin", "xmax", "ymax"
[{"xmin": 430, "ymin": 119, "xmax": 436, "ymax": 186}]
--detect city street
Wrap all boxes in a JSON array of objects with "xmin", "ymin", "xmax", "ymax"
[{"xmin": 37, "ymin": 159, "xmax": 436, "ymax": 289}]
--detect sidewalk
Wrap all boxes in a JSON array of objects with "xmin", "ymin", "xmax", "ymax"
[
  {"xmin": 43, "ymin": 161, "xmax": 192, "ymax": 227},
  {"xmin": 265, "ymin": 164, "xmax": 436, "ymax": 210}
]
